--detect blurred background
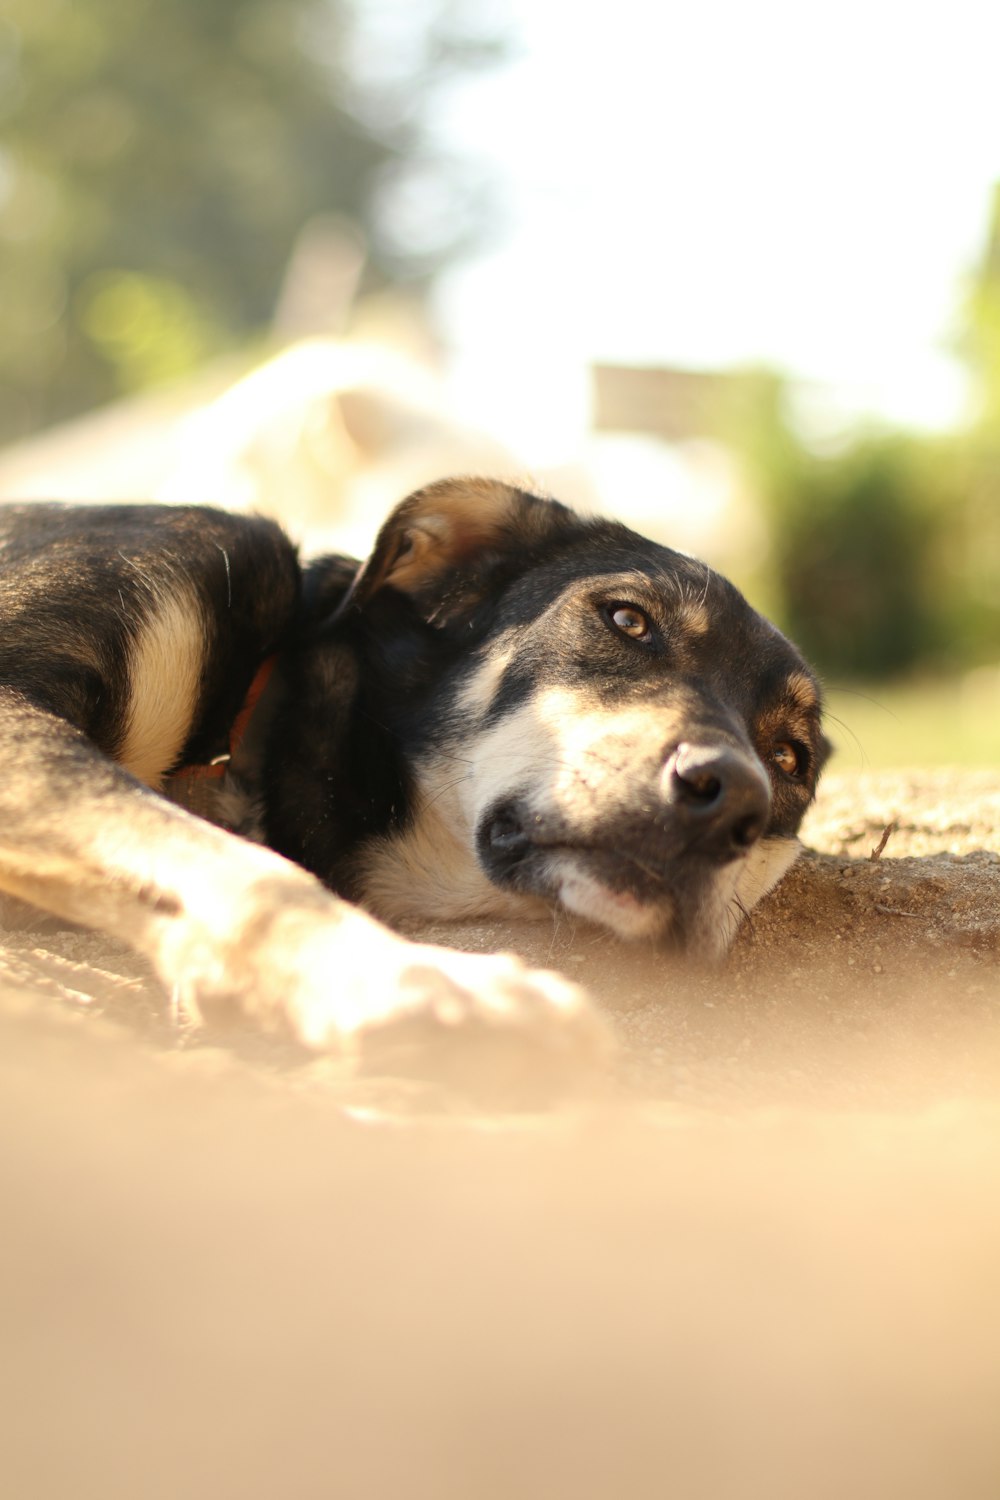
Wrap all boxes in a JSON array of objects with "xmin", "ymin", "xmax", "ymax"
[{"xmin": 1, "ymin": 0, "xmax": 998, "ymax": 767}]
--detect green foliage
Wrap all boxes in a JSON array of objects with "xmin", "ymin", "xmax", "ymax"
[
  {"xmin": 767, "ymin": 437, "xmax": 938, "ymax": 678},
  {"xmin": 0, "ymin": 0, "xmax": 501, "ymax": 439},
  {"xmin": 727, "ymin": 253, "xmax": 1000, "ymax": 684},
  {"xmin": 756, "ymin": 419, "xmax": 1000, "ymax": 682},
  {"xmin": 959, "ymin": 182, "xmax": 1000, "ymax": 427},
  {"xmin": 76, "ymin": 270, "xmax": 225, "ymax": 392}
]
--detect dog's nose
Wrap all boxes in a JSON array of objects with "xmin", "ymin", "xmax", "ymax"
[{"xmin": 665, "ymin": 742, "xmax": 770, "ymax": 855}]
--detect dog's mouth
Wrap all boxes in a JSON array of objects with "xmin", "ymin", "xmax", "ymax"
[{"xmin": 477, "ymin": 801, "xmax": 745, "ymax": 946}]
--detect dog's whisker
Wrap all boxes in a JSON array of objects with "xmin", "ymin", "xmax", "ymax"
[
  {"xmin": 420, "ymin": 774, "xmax": 472, "ymax": 811},
  {"xmin": 730, "ymin": 893, "xmax": 756, "ymax": 943},
  {"xmin": 822, "ymin": 709, "xmax": 868, "ymax": 767}
]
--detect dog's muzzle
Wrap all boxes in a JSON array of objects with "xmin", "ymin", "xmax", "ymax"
[{"xmin": 477, "ymin": 738, "xmax": 771, "ymax": 905}]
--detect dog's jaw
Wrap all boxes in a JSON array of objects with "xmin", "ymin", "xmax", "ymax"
[
  {"xmin": 355, "ymin": 767, "xmax": 802, "ymax": 957},
  {"xmin": 489, "ymin": 833, "xmax": 802, "ymax": 953},
  {"xmin": 545, "ymin": 860, "xmax": 670, "ymax": 939},
  {"xmin": 354, "ymin": 794, "xmax": 553, "ymax": 929},
  {"xmin": 690, "ymin": 833, "xmax": 802, "ymax": 959}
]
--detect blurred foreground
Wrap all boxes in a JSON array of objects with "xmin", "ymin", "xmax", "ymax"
[{"xmin": 1, "ymin": 769, "xmax": 998, "ymax": 1499}]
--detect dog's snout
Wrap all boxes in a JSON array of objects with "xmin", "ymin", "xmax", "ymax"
[{"xmin": 666, "ymin": 742, "xmax": 770, "ymax": 854}]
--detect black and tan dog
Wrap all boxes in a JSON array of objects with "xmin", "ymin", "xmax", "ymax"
[{"xmin": 0, "ymin": 478, "xmax": 827, "ymax": 1076}]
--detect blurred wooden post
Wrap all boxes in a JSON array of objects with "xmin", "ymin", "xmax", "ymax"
[{"xmin": 592, "ymin": 362, "xmax": 754, "ymax": 440}]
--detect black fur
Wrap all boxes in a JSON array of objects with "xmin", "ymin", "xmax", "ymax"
[{"xmin": 0, "ymin": 502, "xmax": 298, "ymax": 765}]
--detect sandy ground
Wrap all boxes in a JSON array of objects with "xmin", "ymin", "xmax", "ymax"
[{"xmin": 2, "ymin": 767, "xmax": 999, "ymax": 1499}]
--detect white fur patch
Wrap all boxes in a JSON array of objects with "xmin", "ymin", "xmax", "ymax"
[
  {"xmin": 120, "ymin": 588, "xmax": 205, "ymax": 788},
  {"xmin": 712, "ymin": 835, "xmax": 801, "ymax": 953},
  {"xmin": 734, "ymin": 833, "xmax": 801, "ymax": 909},
  {"xmin": 548, "ymin": 860, "xmax": 669, "ymax": 939},
  {"xmin": 359, "ymin": 795, "xmax": 549, "ymax": 927},
  {"xmin": 453, "ymin": 685, "xmax": 661, "ymax": 830}
]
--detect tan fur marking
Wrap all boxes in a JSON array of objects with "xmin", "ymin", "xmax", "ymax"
[
  {"xmin": 452, "ymin": 685, "xmax": 668, "ymax": 827},
  {"xmin": 349, "ymin": 477, "xmax": 528, "ymax": 604},
  {"xmin": 785, "ymin": 669, "xmax": 819, "ymax": 713},
  {"xmin": 408, "ymin": 475, "xmax": 523, "ymax": 529},
  {"xmin": 675, "ymin": 599, "xmax": 710, "ymax": 637},
  {"xmin": 383, "ymin": 478, "xmax": 524, "ymax": 593},
  {"xmin": 383, "ymin": 518, "xmax": 451, "ymax": 593},
  {"xmin": 456, "ymin": 639, "xmax": 516, "ymax": 720},
  {"xmin": 120, "ymin": 590, "xmax": 205, "ymax": 788}
]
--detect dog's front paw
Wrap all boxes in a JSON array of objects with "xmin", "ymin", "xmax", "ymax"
[
  {"xmin": 164, "ymin": 886, "xmax": 613, "ymax": 1103},
  {"xmin": 286, "ymin": 922, "xmax": 614, "ymax": 1103}
]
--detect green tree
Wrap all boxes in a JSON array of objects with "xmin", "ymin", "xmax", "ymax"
[
  {"xmin": 0, "ymin": 0, "xmax": 503, "ymax": 440},
  {"xmin": 729, "ymin": 379, "xmax": 960, "ymax": 680},
  {"xmin": 728, "ymin": 181, "xmax": 1000, "ymax": 684},
  {"xmin": 767, "ymin": 437, "xmax": 939, "ymax": 678},
  {"xmin": 961, "ymin": 181, "xmax": 1000, "ymax": 428},
  {"xmin": 942, "ymin": 180, "xmax": 1000, "ymax": 665}
]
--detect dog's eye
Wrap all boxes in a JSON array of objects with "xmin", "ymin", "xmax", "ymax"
[
  {"xmin": 771, "ymin": 741, "xmax": 805, "ymax": 777},
  {"xmin": 607, "ymin": 604, "xmax": 652, "ymax": 641}
]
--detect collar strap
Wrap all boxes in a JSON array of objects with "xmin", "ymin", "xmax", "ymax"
[{"xmin": 171, "ymin": 654, "xmax": 277, "ymax": 783}]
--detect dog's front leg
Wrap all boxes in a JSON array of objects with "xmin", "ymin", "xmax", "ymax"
[{"xmin": 0, "ymin": 694, "xmax": 609, "ymax": 1092}]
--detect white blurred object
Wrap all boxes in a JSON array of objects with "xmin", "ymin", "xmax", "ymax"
[
  {"xmin": 0, "ymin": 332, "xmax": 762, "ymax": 569},
  {"xmin": 0, "ymin": 336, "xmax": 520, "ymax": 557},
  {"xmin": 158, "ymin": 337, "xmax": 519, "ymax": 556}
]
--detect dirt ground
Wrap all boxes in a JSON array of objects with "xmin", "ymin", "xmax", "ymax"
[{"xmin": 1, "ymin": 767, "xmax": 999, "ymax": 1499}]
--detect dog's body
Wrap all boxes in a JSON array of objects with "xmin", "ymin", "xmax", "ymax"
[{"xmin": 0, "ymin": 478, "xmax": 827, "ymax": 1079}]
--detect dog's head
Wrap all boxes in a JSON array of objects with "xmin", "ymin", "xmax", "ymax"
[{"xmin": 340, "ymin": 477, "xmax": 829, "ymax": 958}]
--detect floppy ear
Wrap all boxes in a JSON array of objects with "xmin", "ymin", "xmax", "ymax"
[{"xmin": 337, "ymin": 476, "xmax": 578, "ymax": 623}]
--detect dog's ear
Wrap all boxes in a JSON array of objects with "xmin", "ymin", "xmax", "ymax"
[{"xmin": 338, "ymin": 477, "xmax": 578, "ymax": 623}]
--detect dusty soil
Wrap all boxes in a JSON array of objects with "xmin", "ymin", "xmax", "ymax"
[{"xmin": 2, "ymin": 767, "xmax": 999, "ymax": 1499}]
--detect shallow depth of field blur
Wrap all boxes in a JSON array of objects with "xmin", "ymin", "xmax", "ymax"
[
  {"xmin": 4, "ymin": 14, "xmax": 1000, "ymax": 1500},
  {"xmin": 2, "ymin": 0, "xmax": 999, "ymax": 771}
]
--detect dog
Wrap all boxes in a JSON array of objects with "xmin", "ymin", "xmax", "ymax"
[{"xmin": 0, "ymin": 477, "xmax": 828, "ymax": 1081}]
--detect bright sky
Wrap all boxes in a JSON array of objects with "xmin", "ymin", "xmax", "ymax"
[{"xmin": 432, "ymin": 0, "xmax": 1000, "ymax": 447}]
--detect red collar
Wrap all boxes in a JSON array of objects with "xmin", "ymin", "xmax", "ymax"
[{"xmin": 171, "ymin": 655, "xmax": 277, "ymax": 783}]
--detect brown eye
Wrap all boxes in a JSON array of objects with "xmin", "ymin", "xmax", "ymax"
[
  {"xmin": 771, "ymin": 741, "xmax": 802, "ymax": 777},
  {"xmin": 609, "ymin": 605, "xmax": 651, "ymax": 640}
]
